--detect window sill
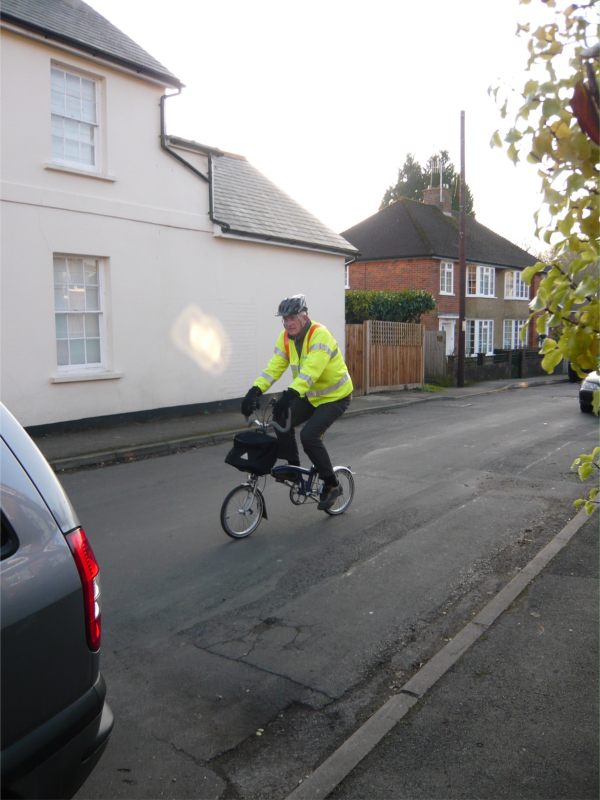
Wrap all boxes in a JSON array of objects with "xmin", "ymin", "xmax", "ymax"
[
  {"xmin": 44, "ymin": 162, "xmax": 116, "ymax": 182},
  {"xmin": 50, "ymin": 370, "xmax": 122, "ymax": 384},
  {"xmin": 439, "ymin": 291, "xmax": 455, "ymax": 296}
]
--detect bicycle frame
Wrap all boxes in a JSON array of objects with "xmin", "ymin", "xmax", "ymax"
[
  {"xmin": 271, "ymin": 464, "xmax": 322, "ymax": 503},
  {"xmin": 221, "ymin": 402, "xmax": 354, "ymax": 538}
]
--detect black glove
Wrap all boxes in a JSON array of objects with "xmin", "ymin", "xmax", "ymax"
[
  {"xmin": 273, "ymin": 388, "xmax": 299, "ymax": 425},
  {"xmin": 241, "ymin": 386, "xmax": 262, "ymax": 417}
]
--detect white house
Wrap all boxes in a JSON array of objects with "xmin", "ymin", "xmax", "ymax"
[{"xmin": 0, "ymin": 0, "xmax": 356, "ymax": 427}]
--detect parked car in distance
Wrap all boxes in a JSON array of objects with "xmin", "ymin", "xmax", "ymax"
[
  {"xmin": 579, "ymin": 371, "xmax": 600, "ymax": 413},
  {"xmin": 1, "ymin": 402, "xmax": 113, "ymax": 799},
  {"xmin": 568, "ymin": 361, "xmax": 591, "ymax": 382}
]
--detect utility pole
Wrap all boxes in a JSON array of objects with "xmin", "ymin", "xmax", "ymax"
[{"xmin": 456, "ymin": 111, "xmax": 467, "ymax": 387}]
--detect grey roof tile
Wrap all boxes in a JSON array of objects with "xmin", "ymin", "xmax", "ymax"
[
  {"xmin": 1, "ymin": 0, "xmax": 182, "ymax": 87},
  {"xmin": 342, "ymin": 199, "xmax": 534, "ymax": 269},
  {"xmin": 211, "ymin": 153, "xmax": 357, "ymax": 256}
]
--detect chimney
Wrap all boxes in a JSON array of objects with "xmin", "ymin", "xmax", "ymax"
[{"xmin": 423, "ymin": 186, "xmax": 453, "ymax": 215}]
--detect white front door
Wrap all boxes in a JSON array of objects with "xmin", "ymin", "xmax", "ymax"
[{"xmin": 439, "ymin": 318, "xmax": 456, "ymax": 356}]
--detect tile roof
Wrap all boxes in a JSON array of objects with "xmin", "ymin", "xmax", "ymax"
[
  {"xmin": 341, "ymin": 198, "xmax": 534, "ymax": 269},
  {"xmin": 1, "ymin": 0, "xmax": 182, "ymax": 88},
  {"xmin": 210, "ymin": 152, "xmax": 357, "ymax": 256}
]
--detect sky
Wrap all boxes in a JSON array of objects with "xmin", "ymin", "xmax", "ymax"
[{"xmin": 87, "ymin": 0, "xmax": 551, "ymax": 253}]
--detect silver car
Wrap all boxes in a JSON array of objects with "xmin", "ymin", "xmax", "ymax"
[
  {"xmin": 1, "ymin": 402, "xmax": 113, "ymax": 799},
  {"xmin": 579, "ymin": 370, "xmax": 599, "ymax": 413}
]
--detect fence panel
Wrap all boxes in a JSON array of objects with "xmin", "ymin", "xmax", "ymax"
[
  {"xmin": 345, "ymin": 324, "xmax": 364, "ymax": 394},
  {"xmin": 345, "ymin": 321, "xmax": 423, "ymax": 394},
  {"xmin": 368, "ymin": 343, "xmax": 423, "ymax": 390}
]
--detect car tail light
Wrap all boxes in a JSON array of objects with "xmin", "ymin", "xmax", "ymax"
[{"xmin": 66, "ymin": 527, "xmax": 102, "ymax": 651}]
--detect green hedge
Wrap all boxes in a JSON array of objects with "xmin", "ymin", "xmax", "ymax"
[{"xmin": 345, "ymin": 290, "xmax": 436, "ymax": 324}]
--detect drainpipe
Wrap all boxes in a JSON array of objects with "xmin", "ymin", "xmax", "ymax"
[
  {"xmin": 159, "ymin": 91, "xmax": 209, "ymax": 183},
  {"xmin": 344, "ymin": 254, "xmax": 357, "ymax": 289},
  {"xmin": 159, "ymin": 92, "xmax": 231, "ymax": 232}
]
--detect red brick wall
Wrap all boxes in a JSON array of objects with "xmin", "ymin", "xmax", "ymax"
[
  {"xmin": 349, "ymin": 258, "xmax": 438, "ymax": 293},
  {"xmin": 348, "ymin": 258, "xmax": 460, "ymax": 331},
  {"xmin": 347, "ymin": 259, "xmax": 540, "ymax": 344}
]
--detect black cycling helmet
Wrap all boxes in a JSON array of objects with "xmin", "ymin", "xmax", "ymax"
[{"xmin": 276, "ymin": 294, "xmax": 308, "ymax": 316}]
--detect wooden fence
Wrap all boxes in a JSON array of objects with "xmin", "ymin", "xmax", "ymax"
[{"xmin": 345, "ymin": 320, "xmax": 424, "ymax": 395}]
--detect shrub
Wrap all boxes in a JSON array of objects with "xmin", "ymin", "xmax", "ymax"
[{"xmin": 345, "ymin": 290, "xmax": 436, "ymax": 323}]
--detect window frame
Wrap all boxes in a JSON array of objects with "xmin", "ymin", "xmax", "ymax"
[
  {"xmin": 466, "ymin": 318, "xmax": 494, "ymax": 356},
  {"xmin": 466, "ymin": 265, "xmax": 495, "ymax": 298},
  {"xmin": 440, "ymin": 261, "xmax": 454, "ymax": 295},
  {"xmin": 53, "ymin": 254, "xmax": 106, "ymax": 373},
  {"xmin": 503, "ymin": 318, "xmax": 527, "ymax": 349},
  {"xmin": 50, "ymin": 63, "xmax": 101, "ymax": 173},
  {"xmin": 504, "ymin": 270, "xmax": 529, "ymax": 300}
]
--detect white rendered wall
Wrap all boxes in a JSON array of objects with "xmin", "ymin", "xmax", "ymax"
[{"xmin": 0, "ymin": 30, "xmax": 347, "ymax": 426}]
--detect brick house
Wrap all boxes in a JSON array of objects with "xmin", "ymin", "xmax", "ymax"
[{"xmin": 342, "ymin": 188, "xmax": 536, "ymax": 357}]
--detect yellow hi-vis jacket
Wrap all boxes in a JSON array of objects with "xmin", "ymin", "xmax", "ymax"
[{"xmin": 254, "ymin": 321, "xmax": 353, "ymax": 407}]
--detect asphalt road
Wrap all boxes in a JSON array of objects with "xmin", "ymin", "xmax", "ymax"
[{"xmin": 70, "ymin": 381, "xmax": 594, "ymax": 800}]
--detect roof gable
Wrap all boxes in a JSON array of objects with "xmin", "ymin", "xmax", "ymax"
[
  {"xmin": 342, "ymin": 198, "xmax": 534, "ymax": 269},
  {"xmin": 211, "ymin": 153, "xmax": 357, "ymax": 256},
  {"xmin": 1, "ymin": 0, "xmax": 182, "ymax": 88}
]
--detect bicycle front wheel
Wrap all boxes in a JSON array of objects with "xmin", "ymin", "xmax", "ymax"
[
  {"xmin": 325, "ymin": 467, "xmax": 355, "ymax": 516},
  {"xmin": 220, "ymin": 484, "xmax": 264, "ymax": 538}
]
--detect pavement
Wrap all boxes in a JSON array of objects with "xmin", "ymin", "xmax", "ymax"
[
  {"xmin": 33, "ymin": 374, "xmax": 598, "ymax": 799},
  {"xmin": 31, "ymin": 375, "xmax": 570, "ymax": 473}
]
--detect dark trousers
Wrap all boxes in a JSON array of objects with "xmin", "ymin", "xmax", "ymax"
[{"xmin": 275, "ymin": 394, "xmax": 351, "ymax": 482}]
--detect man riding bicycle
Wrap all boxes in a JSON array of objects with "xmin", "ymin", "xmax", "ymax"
[{"xmin": 241, "ymin": 294, "xmax": 353, "ymax": 511}]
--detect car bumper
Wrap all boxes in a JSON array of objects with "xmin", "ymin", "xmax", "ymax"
[
  {"xmin": 1, "ymin": 674, "xmax": 113, "ymax": 799},
  {"xmin": 579, "ymin": 387, "xmax": 598, "ymax": 408}
]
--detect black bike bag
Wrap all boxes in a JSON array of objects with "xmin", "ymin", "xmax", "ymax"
[{"xmin": 225, "ymin": 431, "xmax": 279, "ymax": 475}]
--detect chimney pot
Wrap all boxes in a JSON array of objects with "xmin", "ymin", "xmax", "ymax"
[{"xmin": 423, "ymin": 186, "xmax": 453, "ymax": 215}]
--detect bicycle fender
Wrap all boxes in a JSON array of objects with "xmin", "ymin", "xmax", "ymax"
[
  {"xmin": 258, "ymin": 488, "xmax": 268, "ymax": 520},
  {"xmin": 241, "ymin": 482, "xmax": 268, "ymax": 520}
]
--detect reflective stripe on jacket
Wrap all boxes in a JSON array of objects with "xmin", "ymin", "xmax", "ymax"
[{"xmin": 254, "ymin": 321, "xmax": 353, "ymax": 406}]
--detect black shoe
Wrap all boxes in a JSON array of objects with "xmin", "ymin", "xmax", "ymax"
[{"xmin": 317, "ymin": 482, "xmax": 342, "ymax": 510}]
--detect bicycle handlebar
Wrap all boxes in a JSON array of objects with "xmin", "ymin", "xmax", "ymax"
[
  {"xmin": 244, "ymin": 406, "xmax": 292, "ymax": 433},
  {"xmin": 269, "ymin": 408, "xmax": 292, "ymax": 433}
]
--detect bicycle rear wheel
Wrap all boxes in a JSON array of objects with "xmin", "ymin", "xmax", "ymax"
[
  {"xmin": 324, "ymin": 467, "xmax": 355, "ymax": 515},
  {"xmin": 220, "ymin": 484, "xmax": 264, "ymax": 538}
]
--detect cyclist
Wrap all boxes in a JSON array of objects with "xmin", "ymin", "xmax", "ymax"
[{"xmin": 241, "ymin": 294, "xmax": 353, "ymax": 511}]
